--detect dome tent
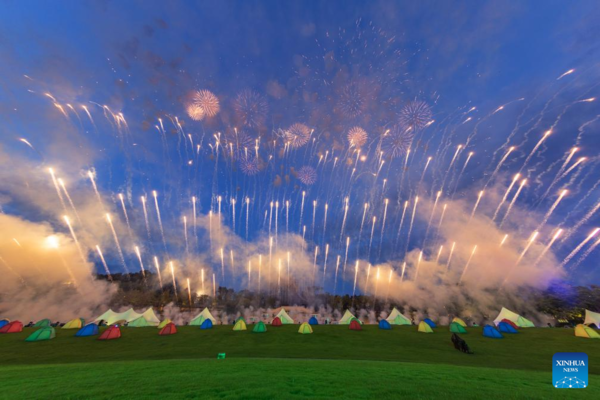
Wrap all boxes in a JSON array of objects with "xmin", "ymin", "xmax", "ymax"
[
  {"xmin": 0, "ymin": 319, "xmax": 10, "ymax": 329},
  {"xmin": 98, "ymin": 325, "xmax": 121, "ymax": 340},
  {"xmin": 386, "ymin": 308, "xmax": 411, "ymax": 325},
  {"xmin": 423, "ymin": 318, "xmax": 436, "ymax": 328},
  {"xmin": 274, "ymin": 308, "xmax": 294, "ymax": 324},
  {"xmin": 418, "ymin": 321, "xmax": 433, "ymax": 333},
  {"xmin": 493, "ymin": 307, "xmax": 534, "ymax": 328},
  {"xmin": 452, "ymin": 317, "xmax": 467, "ymax": 327},
  {"xmin": 308, "ymin": 316, "xmax": 319, "ymax": 325},
  {"xmin": 498, "ymin": 322, "xmax": 518, "ymax": 334},
  {"xmin": 349, "ymin": 319, "xmax": 362, "ymax": 331},
  {"xmin": 575, "ymin": 324, "xmax": 600, "ymax": 339},
  {"xmin": 253, "ymin": 321, "xmax": 267, "ymax": 333},
  {"xmin": 339, "ymin": 310, "xmax": 357, "ymax": 325},
  {"xmin": 62, "ymin": 318, "xmax": 84, "ymax": 330},
  {"xmin": 34, "ymin": 319, "xmax": 51, "ymax": 328},
  {"xmin": 298, "ymin": 322, "xmax": 313, "ymax": 334},
  {"xmin": 271, "ymin": 317, "xmax": 282, "ymax": 326},
  {"xmin": 379, "ymin": 319, "xmax": 392, "ymax": 330},
  {"xmin": 190, "ymin": 308, "xmax": 217, "ymax": 326},
  {"xmin": 25, "ymin": 327, "xmax": 56, "ymax": 342},
  {"xmin": 449, "ymin": 322, "xmax": 467, "ymax": 334},
  {"xmin": 0, "ymin": 321, "xmax": 23, "ymax": 333},
  {"xmin": 200, "ymin": 319, "xmax": 213, "ymax": 329},
  {"xmin": 157, "ymin": 319, "xmax": 172, "ymax": 329},
  {"xmin": 483, "ymin": 324, "xmax": 504, "ymax": 339},
  {"xmin": 233, "ymin": 319, "xmax": 247, "ymax": 331},
  {"xmin": 159, "ymin": 322, "xmax": 177, "ymax": 336},
  {"xmin": 75, "ymin": 323, "xmax": 99, "ymax": 337}
]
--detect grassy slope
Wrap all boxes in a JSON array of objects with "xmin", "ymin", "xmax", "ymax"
[{"xmin": 1, "ymin": 325, "xmax": 599, "ymax": 373}]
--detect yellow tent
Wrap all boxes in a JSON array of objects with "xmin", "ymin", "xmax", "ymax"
[
  {"xmin": 233, "ymin": 319, "xmax": 247, "ymax": 331},
  {"xmin": 157, "ymin": 319, "xmax": 172, "ymax": 329},
  {"xmin": 298, "ymin": 322, "xmax": 313, "ymax": 334},
  {"xmin": 452, "ymin": 317, "xmax": 467, "ymax": 327},
  {"xmin": 575, "ymin": 324, "xmax": 600, "ymax": 339},
  {"xmin": 62, "ymin": 318, "xmax": 84, "ymax": 330},
  {"xmin": 418, "ymin": 321, "xmax": 433, "ymax": 333}
]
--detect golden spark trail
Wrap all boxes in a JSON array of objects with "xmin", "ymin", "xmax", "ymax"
[
  {"xmin": 378, "ymin": 199, "xmax": 389, "ymax": 260},
  {"xmin": 63, "ymin": 216, "xmax": 87, "ymax": 267},
  {"xmin": 231, "ymin": 198, "xmax": 236, "ymax": 233},
  {"xmin": 118, "ymin": 193, "xmax": 132, "ymax": 235},
  {"xmin": 557, "ymin": 68, "xmax": 575, "ymax": 80},
  {"xmin": 459, "ymin": 245, "xmax": 477, "ymax": 283},
  {"xmin": 152, "ymin": 191, "xmax": 167, "ymax": 249},
  {"xmin": 95, "ymin": 245, "xmax": 113, "ymax": 281},
  {"xmin": 404, "ymin": 196, "xmax": 419, "ymax": 257},
  {"xmin": 87, "ymin": 171, "xmax": 105, "ymax": 211},
  {"xmin": 557, "ymin": 157, "xmax": 586, "ymax": 181},
  {"xmin": 134, "ymin": 246, "xmax": 146, "ymax": 277},
  {"xmin": 49, "ymin": 168, "xmax": 68, "ymax": 212},
  {"xmin": 519, "ymin": 130, "xmax": 551, "ymax": 173},
  {"xmin": 365, "ymin": 264, "xmax": 371, "ymax": 294},
  {"xmin": 423, "ymin": 191, "xmax": 441, "ymax": 246},
  {"xmin": 220, "ymin": 248, "xmax": 225, "ymax": 280},
  {"xmin": 311, "ymin": 200, "xmax": 317, "ymax": 238},
  {"xmin": 414, "ymin": 251, "xmax": 423, "ymax": 281},
  {"xmin": 230, "ymin": 250, "xmax": 235, "ymax": 281},
  {"xmin": 469, "ymin": 191, "xmax": 484, "ymax": 222},
  {"xmin": 153, "ymin": 256, "xmax": 163, "ymax": 288},
  {"xmin": 534, "ymin": 229, "xmax": 563, "ymax": 266},
  {"xmin": 334, "ymin": 255, "xmax": 341, "ymax": 294},
  {"xmin": 285, "ymin": 200, "xmax": 290, "ymax": 234},
  {"xmin": 385, "ymin": 269, "xmax": 393, "ymax": 302},
  {"xmin": 58, "ymin": 178, "xmax": 82, "ymax": 224},
  {"xmin": 561, "ymin": 228, "xmax": 600, "ymax": 267},
  {"xmin": 395, "ymin": 201, "xmax": 409, "ymax": 248},
  {"xmin": 340, "ymin": 199, "xmax": 349, "ymax": 240},
  {"xmin": 187, "ymin": 278, "xmax": 192, "ymax": 306},
  {"xmin": 258, "ymin": 254, "xmax": 262, "ymax": 292},
  {"xmin": 141, "ymin": 196, "xmax": 151, "ymax": 239},
  {"xmin": 419, "ymin": 156, "xmax": 433, "ymax": 184},
  {"xmin": 499, "ymin": 178, "xmax": 527, "ymax": 228},
  {"xmin": 352, "ymin": 260, "xmax": 360, "ymax": 298},
  {"xmin": 343, "ymin": 236, "xmax": 350, "ymax": 276},
  {"xmin": 183, "ymin": 216, "xmax": 189, "ymax": 255},
  {"xmin": 275, "ymin": 201, "xmax": 279, "ymax": 247},
  {"xmin": 312, "ymin": 245, "xmax": 319, "ymax": 284},
  {"xmin": 209, "ymin": 211, "xmax": 213, "ymax": 251},
  {"xmin": 400, "ymin": 262, "xmax": 407, "ymax": 282},
  {"xmin": 248, "ymin": 260, "xmax": 252, "ymax": 288},
  {"xmin": 269, "ymin": 237, "xmax": 274, "ymax": 288},
  {"xmin": 245, "ymin": 197, "xmax": 250, "ymax": 240},
  {"xmin": 536, "ymin": 189, "xmax": 567, "ymax": 231},
  {"xmin": 169, "ymin": 262, "xmax": 178, "ymax": 300},
  {"xmin": 105, "ymin": 214, "xmax": 129, "ymax": 273},
  {"xmin": 212, "ymin": 273, "xmax": 216, "ymax": 297},
  {"xmin": 441, "ymin": 145, "xmax": 463, "ymax": 191},
  {"xmin": 322, "ymin": 244, "xmax": 329, "ymax": 288},
  {"xmin": 503, "ymin": 231, "xmax": 538, "ymax": 285},
  {"xmin": 368, "ymin": 216, "xmax": 377, "ymax": 260},
  {"xmin": 500, "ymin": 234, "xmax": 509, "ymax": 247},
  {"xmin": 322, "ymin": 203, "xmax": 328, "ymax": 244},
  {"xmin": 485, "ymin": 146, "xmax": 515, "ymax": 188},
  {"xmin": 278, "ymin": 258, "xmax": 282, "ymax": 295},
  {"xmin": 445, "ymin": 242, "xmax": 456, "ymax": 274},
  {"xmin": 541, "ymin": 147, "xmax": 577, "ymax": 200},
  {"xmin": 493, "ymin": 174, "xmax": 520, "ymax": 221},
  {"xmin": 436, "ymin": 245, "xmax": 444, "ymax": 263},
  {"xmin": 358, "ymin": 203, "xmax": 369, "ymax": 247},
  {"xmin": 299, "ymin": 191, "xmax": 306, "ymax": 232}
]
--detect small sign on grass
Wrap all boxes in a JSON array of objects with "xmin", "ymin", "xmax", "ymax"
[{"xmin": 217, "ymin": 353, "xmax": 226, "ymax": 359}]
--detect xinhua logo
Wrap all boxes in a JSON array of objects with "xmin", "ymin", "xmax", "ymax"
[{"xmin": 553, "ymin": 352, "xmax": 588, "ymax": 389}]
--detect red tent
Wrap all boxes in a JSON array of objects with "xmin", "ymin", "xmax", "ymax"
[
  {"xmin": 271, "ymin": 317, "xmax": 282, "ymax": 326},
  {"xmin": 349, "ymin": 320, "xmax": 362, "ymax": 331},
  {"xmin": 500, "ymin": 319, "xmax": 519, "ymax": 330},
  {"xmin": 98, "ymin": 325, "xmax": 121, "ymax": 340},
  {"xmin": 159, "ymin": 322, "xmax": 177, "ymax": 335},
  {"xmin": 0, "ymin": 321, "xmax": 23, "ymax": 334}
]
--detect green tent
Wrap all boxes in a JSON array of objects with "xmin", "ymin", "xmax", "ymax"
[
  {"xmin": 339, "ymin": 310, "xmax": 357, "ymax": 325},
  {"xmin": 516, "ymin": 316, "xmax": 535, "ymax": 328},
  {"xmin": 449, "ymin": 322, "xmax": 467, "ymax": 333},
  {"xmin": 189, "ymin": 308, "xmax": 217, "ymax": 326},
  {"xmin": 386, "ymin": 308, "xmax": 411, "ymax": 325},
  {"xmin": 128, "ymin": 317, "xmax": 154, "ymax": 327},
  {"xmin": 233, "ymin": 319, "xmax": 247, "ymax": 331},
  {"xmin": 34, "ymin": 319, "xmax": 51, "ymax": 328},
  {"xmin": 275, "ymin": 308, "xmax": 294, "ymax": 324},
  {"xmin": 25, "ymin": 327, "xmax": 56, "ymax": 342},
  {"xmin": 298, "ymin": 322, "xmax": 313, "ymax": 334},
  {"xmin": 253, "ymin": 321, "xmax": 267, "ymax": 333}
]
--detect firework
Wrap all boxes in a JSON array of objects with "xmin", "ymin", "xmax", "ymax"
[
  {"xmin": 134, "ymin": 246, "xmax": 146, "ymax": 277},
  {"xmin": 95, "ymin": 245, "xmax": 113, "ymax": 281},
  {"xmin": 561, "ymin": 228, "xmax": 600, "ymax": 267},
  {"xmin": 191, "ymin": 89, "xmax": 220, "ymax": 117},
  {"xmin": 105, "ymin": 213, "xmax": 129, "ymax": 274},
  {"xmin": 347, "ymin": 126, "xmax": 368, "ymax": 148},
  {"xmin": 285, "ymin": 123, "xmax": 311, "ymax": 148},
  {"xmin": 338, "ymin": 80, "xmax": 373, "ymax": 118},
  {"xmin": 186, "ymin": 103, "xmax": 205, "ymax": 121},
  {"xmin": 153, "ymin": 256, "xmax": 163, "ymax": 288},
  {"xmin": 458, "ymin": 245, "xmax": 478, "ymax": 283},
  {"xmin": 298, "ymin": 166, "xmax": 317, "ymax": 185},
  {"xmin": 399, "ymin": 100, "xmax": 432, "ymax": 131},
  {"xmin": 233, "ymin": 90, "xmax": 268, "ymax": 128},
  {"xmin": 383, "ymin": 124, "xmax": 414, "ymax": 158}
]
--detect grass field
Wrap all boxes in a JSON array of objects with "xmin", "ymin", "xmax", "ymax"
[{"xmin": 1, "ymin": 324, "xmax": 599, "ymax": 399}]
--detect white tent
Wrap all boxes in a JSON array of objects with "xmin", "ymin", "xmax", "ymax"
[
  {"xmin": 493, "ymin": 307, "xmax": 535, "ymax": 328},
  {"xmin": 190, "ymin": 308, "xmax": 217, "ymax": 326},
  {"xmin": 584, "ymin": 309, "xmax": 600, "ymax": 328},
  {"xmin": 94, "ymin": 307, "xmax": 159, "ymax": 326},
  {"xmin": 386, "ymin": 307, "xmax": 411, "ymax": 325},
  {"xmin": 339, "ymin": 310, "xmax": 357, "ymax": 325}
]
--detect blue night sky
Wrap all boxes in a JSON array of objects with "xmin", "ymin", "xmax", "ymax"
[{"xmin": 1, "ymin": 0, "xmax": 600, "ymax": 294}]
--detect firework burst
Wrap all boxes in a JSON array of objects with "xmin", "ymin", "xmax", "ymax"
[
  {"xmin": 233, "ymin": 90, "xmax": 268, "ymax": 128},
  {"xmin": 399, "ymin": 100, "xmax": 432, "ymax": 131},
  {"xmin": 186, "ymin": 103, "xmax": 205, "ymax": 121},
  {"xmin": 383, "ymin": 124, "xmax": 414, "ymax": 158},
  {"xmin": 239, "ymin": 156, "xmax": 260, "ymax": 176},
  {"xmin": 298, "ymin": 166, "xmax": 317, "ymax": 185},
  {"xmin": 347, "ymin": 126, "xmax": 368, "ymax": 148},
  {"xmin": 192, "ymin": 89, "xmax": 220, "ymax": 118},
  {"xmin": 285, "ymin": 123, "xmax": 311, "ymax": 148},
  {"xmin": 338, "ymin": 80, "xmax": 373, "ymax": 118}
]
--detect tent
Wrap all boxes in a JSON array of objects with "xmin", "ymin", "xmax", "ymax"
[
  {"xmin": 0, "ymin": 321, "xmax": 23, "ymax": 333},
  {"xmin": 423, "ymin": 318, "xmax": 436, "ymax": 328},
  {"xmin": 0, "ymin": 319, "xmax": 9, "ymax": 329},
  {"xmin": 34, "ymin": 319, "xmax": 51, "ymax": 328},
  {"xmin": 98, "ymin": 325, "xmax": 121, "ymax": 340},
  {"xmin": 157, "ymin": 319, "xmax": 172, "ymax": 329},
  {"xmin": 452, "ymin": 317, "xmax": 467, "ymax": 327},
  {"xmin": 200, "ymin": 319, "xmax": 213, "ymax": 330},
  {"xmin": 308, "ymin": 316, "xmax": 319, "ymax": 325},
  {"xmin": 584, "ymin": 310, "xmax": 600, "ymax": 328},
  {"xmin": 339, "ymin": 310, "xmax": 357, "ymax": 325},
  {"xmin": 386, "ymin": 308, "xmax": 411, "ymax": 325},
  {"xmin": 275, "ymin": 308, "xmax": 294, "ymax": 324},
  {"xmin": 493, "ymin": 307, "xmax": 535, "ymax": 328},
  {"xmin": 235, "ymin": 316, "xmax": 246, "ymax": 323},
  {"xmin": 62, "ymin": 318, "xmax": 84, "ymax": 330},
  {"xmin": 498, "ymin": 321, "xmax": 518, "ymax": 334},
  {"xmin": 450, "ymin": 322, "xmax": 467, "ymax": 334},
  {"xmin": 349, "ymin": 320, "xmax": 362, "ymax": 331},
  {"xmin": 298, "ymin": 322, "xmax": 313, "ymax": 334},
  {"xmin": 271, "ymin": 317, "xmax": 282, "ymax": 326},
  {"xmin": 483, "ymin": 324, "xmax": 504, "ymax": 339},
  {"xmin": 418, "ymin": 321, "xmax": 433, "ymax": 333},
  {"xmin": 233, "ymin": 319, "xmax": 247, "ymax": 331},
  {"xmin": 159, "ymin": 322, "xmax": 177, "ymax": 336},
  {"xmin": 75, "ymin": 323, "xmax": 99, "ymax": 337},
  {"xmin": 25, "ymin": 327, "xmax": 55, "ymax": 342},
  {"xmin": 575, "ymin": 324, "xmax": 600, "ymax": 339},
  {"xmin": 379, "ymin": 319, "xmax": 392, "ymax": 330},
  {"xmin": 128, "ymin": 317, "xmax": 154, "ymax": 327},
  {"xmin": 93, "ymin": 307, "xmax": 159, "ymax": 326},
  {"xmin": 189, "ymin": 308, "xmax": 218, "ymax": 326},
  {"xmin": 500, "ymin": 319, "xmax": 519, "ymax": 330},
  {"xmin": 253, "ymin": 321, "xmax": 267, "ymax": 333}
]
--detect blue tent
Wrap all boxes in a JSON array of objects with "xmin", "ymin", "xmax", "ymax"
[
  {"xmin": 483, "ymin": 324, "xmax": 504, "ymax": 339},
  {"xmin": 0, "ymin": 319, "xmax": 9, "ymax": 329},
  {"xmin": 379, "ymin": 319, "xmax": 392, "ymax": 330},
  {"xmin": 424, "ymin": 318, "xmax": 436, "ymax": 328},
  {"xmin": 200, "ymin": 318, "xmax": 213, "ymax": 329},
  {"xmin": 308, "ymin": 316, "xmax": 319, "ymax": 325},
  {"xmin": 75, "ymin": 323, "xmax": 99, "ymax": 337},
  {"xmin": 498, "ymin": 321, "xmax": 518, "ymax": 334}
]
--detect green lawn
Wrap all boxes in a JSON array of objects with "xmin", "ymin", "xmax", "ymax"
[{"xmin": 1, "ymin": 325, "xmax": 599, "ymax": 399}]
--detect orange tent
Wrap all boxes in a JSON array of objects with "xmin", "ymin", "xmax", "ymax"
[
  {"xmin": 0, "ymin": 321, "xmax": 23, "ymax": 334},
  {"xmin": 349, "ymin": 319, "xmax": 362, "ymax": 331},
  {"xmin": 159, "ymin": 322, "xmax": 177, "ymax": 335},
  {"xmin": 98, "ymin": 325, "xmax": 121, "ymax": 340},
  {"xmin": 271, "ymin": 317, "xmax": 282, "ymax": 326}
]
